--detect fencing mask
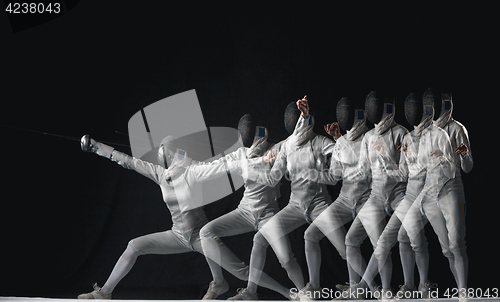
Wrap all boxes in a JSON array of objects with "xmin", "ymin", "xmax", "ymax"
[
  {"xmin": 238, "ymin": 114, "xmax": 257, "ymax": 148},
  {"xmin": 365, "ymin": 91, "xmax": 385, "ymax": 124},
  {"xmin": 423, "ymin": 88, "xmax": 441, "ymax": 121},
  {"xmin": 404, "ymin": 93, "xmax": 423, "ymax": 127},
  {"xmin": 336, "ymin": 97, "xmax": 355, "ymax": 131},
  {"xmin": 284, "ymin": 101, "xmax": 301, "ymax": 134}
]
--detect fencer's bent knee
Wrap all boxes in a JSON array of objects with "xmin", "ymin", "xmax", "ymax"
[
  {"xmin": 126, "ymin": 241, "xmax": 141, "ymax": 256},
  {"xmin": 345, "ymin": 235, "xmax": 361, "ymax": 249},
  {"xmin": 304, "ymin": 226, "xmax": 322, "ymax": 243},
  {"xmin": 232, "ymin": 265, "xmax": 250, "ymax": 281},
  {"xmin": 448, "ymin": 241, "xmax": 467, "ymax": 257},
  {"xmin": 280, "ymin": 256, "xmax": 299, "ymax": 270},
  {"xmin": 373, "ymin": 245, "xmax": 391, "ymax": 261},
  {"xmin": 200, "ymin": 224, "xmax": 214, "ymax": 239},
  {"xmin": 397, "ymin": 227, "xmax": 410, "ymax": 244},
  {"xmin": 253, "ymin": 232, "xmax": 269, "ymax": 247}
]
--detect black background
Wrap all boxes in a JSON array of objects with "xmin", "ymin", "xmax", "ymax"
[{"xmin": 1, "ymin": 1, "xmax": 498, "ymax": 299}]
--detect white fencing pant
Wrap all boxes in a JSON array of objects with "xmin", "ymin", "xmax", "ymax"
[
  {"xmin": 366, "ymin": 179, "xmax": 425, "ymax": 289},
  {"xmin": 255, "ymin": 198, "xmax": 331, "ymax": 290},
  {"xmin": 403, "ymin": 177, "xmax": 467, "ymax": 289},
  {"xmin": 344, "ymin": 181, "xmax": 406, "ymax": 287},
  {"xmin": 199, "ymin": 207, "xmax": 270, "ymax": 281},
  {"xmin": 304, "ymin": 189, "xmax": 370, "ymax": 260},
  {"xmin": 302, "ymin": 190, "xmax": 370, "ymax": 289},
  {"xmin": 100, "ymin": 228, "xmax": 206, "ymax": 295}
]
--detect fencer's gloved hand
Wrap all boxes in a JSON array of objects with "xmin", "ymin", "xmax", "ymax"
[{"xmin": 80, "ymin": 134, "xmax": 114, "ymax": 159}]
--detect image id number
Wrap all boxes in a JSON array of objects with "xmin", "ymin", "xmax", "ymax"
[
  {"xmin": 6, "ymin": 3, "xmax": 61, "ymax": 14},
  {"xmin": 444, "ymin": 287, "xmax": 499, "ymax": 299}
]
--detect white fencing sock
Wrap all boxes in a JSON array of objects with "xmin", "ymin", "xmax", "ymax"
[
  {"xmin": 378, "ymin": 251, "xmax": 392, "ymax": 291},
  {"xmin": 415, "ymin": 250, "xmax": 429, "ymax": 286},
  {"xmin": 346, "ymin": 246, "xmax": 365, "ymax": 286},
  {"xmin": 247, "ymin": 242, "xmax": 290, "ymax": 297},
  {"xmin": 101, "ymin": 244, "xmax": 138, "ymax": 295},
  {"xmin": 359, "ymin": 254, "xmax": 378, "ymax": 290},
  {"xmin": 399, "ymin": 242, "xmax": 415, "ymax": 288},
  {"xmin": 205, "ymin": 256, "xmax": 225, "ymax": 285},
  {"xmin": 305, "ymin": 240, "xmax": 321, "ymax": 289},
  {"xmin": 453, "ymin": 252, "xmax": 468, "ymax": 290}
]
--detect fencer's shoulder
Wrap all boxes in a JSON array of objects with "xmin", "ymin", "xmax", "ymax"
[
  {"xmin": 336, "ymin": 135, "xmax": 347, "ymax": 144},
  {"xmin": 315, "ymin": 134, "xmax": 335, "ymax": 144},
  {"xmin": 363, "ymin": 128, "xmax": 376, "ymax": 140},
  {"xmin": 268, "ymin": 140, "xmax": 285, "ymax": 151},
  {"xmin": 448, "ymin": 119, "xmax": 468, "ymax": 133},
  {"xmin": 392, "ymin": 123, "xmax": 410, "ymax": 135}
]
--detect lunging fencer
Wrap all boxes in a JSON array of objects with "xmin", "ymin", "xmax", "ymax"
[
  {"xmin": 183, "ymin": 114, "xmax": 294, "ymax": 300},
  {"xmin": 234, "ymin": 96, "xmax": 340, "ymax": 296},
  {"xmin": 77, "ymin": 135, "xmax": 222, "ymax": 299},
  {"xmin": 297, "ymin": 97, "xmax": 372, "ymax": 298},
  {"xmin": 340, "ymin": 91, "xmax": 409, "ymax": 299}
]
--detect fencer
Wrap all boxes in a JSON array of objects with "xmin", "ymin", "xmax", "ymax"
[
  {"xmin": 340, "ymin": 91, "xmax": 409, "ymax": 299},
  {"xmin": 401, "ymin": 88, "xmax": 472, "ymax": 294},
  {"xmin": 434, "ymin": 90, "xmax": 471, "ymax": 292},
  {"xmin": 185, "ymin": 114, "xmax": 293, "ymax": 300},
  {"xmin": 77, "ymin": 135, "xmax": 221, "ymax": 299},
  {"xmin": 297, "ymin": 97, "xmax": 372, "ymax": 298},
  {"xmin": 355, "ymin": 92, "xmax": 453, "ymax": 299},
  {"xmin": 236, "ymin": 96, "xmax": 340, "ymax": 296}
]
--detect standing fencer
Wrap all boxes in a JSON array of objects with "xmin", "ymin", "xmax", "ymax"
[
  {"xmin": 355, "ymin": 92, "xmax": 453, "ymax": 299},
  {"xmin": 341, "ymin": 91, "xmax": 408, "ymax": 299},
  {"xmin": 185, "ymin": 114, "xmax": 294, "ymax": 300},
  {"xmin": 434, "ymin": 91, "xmax": 471, "ymax": 293},
  {"xmin": 297, "ymin": 97, "xmax": 372, "ymax": 298},
  {"xmin": 236, "ymin": 96, "xmax": 340, "ymax": 295},
  {"xmin": 402, "ymin": 89, "xmax": 472, "ymax": 294},
  {"xmin": 77, "ymin": 135, "xmax": 223, "ymax": 299}
]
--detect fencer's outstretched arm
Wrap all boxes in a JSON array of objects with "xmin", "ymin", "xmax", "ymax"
[
  {"xmin": 81, "ymin": 135, "xmax": 163, "ymax": 184},
  {"xmin": 183, "ymin": 148, "xmax": 246, "ymax": 182}
]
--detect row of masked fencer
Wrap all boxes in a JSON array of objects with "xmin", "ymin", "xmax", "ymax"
[{"xmin": 77, "ymin": 88, "xmax": 470, "ymax": 300}]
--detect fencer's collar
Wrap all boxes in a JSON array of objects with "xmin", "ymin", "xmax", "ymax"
[
  {"xmin": 164, "ymin": 156, "xmax": 192, "ymax": 180},
  {"xmin": 434, "ymin": 98, "xmax": 453, "ymax": 128},
  {"xmin": 413, "ymin": 105, "xmax": 434, "ymax": 136},
  {"xmin": 247, "ymin": 126, "xmax": 270, "ymax": 158},
  {"xmin": 375, "ymin": 103, "xmax": 396, "ymax": 135},
  {"xmin": 346, "ymin": 109, "xmax": 369, "ymax": 141}
]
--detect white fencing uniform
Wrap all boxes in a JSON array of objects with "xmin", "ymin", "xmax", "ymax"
[
  {"xmin": 77, "ymin": 150, "xmax": 212, "ymax": 299},
  {"xmin": 237, "ymin": 114, "xmax": 335, "ymax": 290},
  {"xmin": 344, "ymin": 106, "xmax": 408, "ymax": 290},
  {"xmin": 297, "ymin": 111, "xmax": 372, "ymax": 291},
  {"xmin": 111, "ymin": 150, "xmax": 209, "ymax": 253},
  {"xmin": 193, "ymin": 141, "xmax": 292, "ymax": 297},
  {"xmin": 303, "ymin": 111, "xmax": 371, "ymax": 260},
  {"xmin": 367, "ymin": 109, "xmax": 453, "ymax": 292},
  {"xmin": 406, "ymin": 98, "xmax": 472, "ymax": 291}
]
